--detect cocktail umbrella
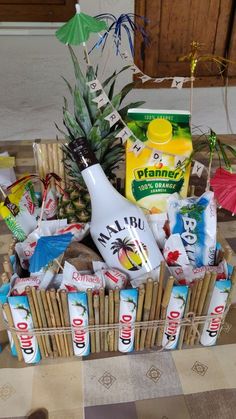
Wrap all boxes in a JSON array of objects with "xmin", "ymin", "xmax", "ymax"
[
  {"xmin": 29, "ymin": 233, "xmax": 73, "ymax": 273},
  {"xmin": 210, "ymin": 168, "xmax": 236, "ymax": 215},
  {"xmin": 55, "ymin": 3, "xmax": 108, "ymax": 64}
]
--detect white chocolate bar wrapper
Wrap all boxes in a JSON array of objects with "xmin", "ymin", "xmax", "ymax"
[
  {"xmin": 68, "ymin": 292, "xmax": 90, "ymax": 356},
  {"xmin": 200, "ymin": 279, "xmax": 231, "ymax": 346},
  {"xmin": 8, "ymin": 295, "xmax": 41, "ymax": 364},
  {"xmin": 118, "ymin": 289, "xmax": 138, "ymax": 353},
  {"xmin": 0, "ymin": 283, "xmax": 17, "ymax": 357},
  {"xmin": 60, "ymin": 261, "xmax": 105, "ymax": 293},
  {"xmin": 11, "ymin": 275, "xmax": 42, "ymax": 296},
  {"xmin": 162, "ymin": 285, "xmax": 188, "ymax": 349},
  {"xmin": 169, "ymin": 260, "xmax": 228, "ymax": 285}
]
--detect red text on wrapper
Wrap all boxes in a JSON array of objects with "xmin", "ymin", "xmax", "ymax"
[
  {"xmin": 17, "ymin": 322, "xmax": 34, "ymax": 355},
  {"xmin": 206, "ymin": 305, "xmax": 224, "ymax": 338},
  {"xmin": 72, "ymin": 318, "xmax": 86, "ymax": 349},
  {"xmin": 120, "ymin": 314, "xmax": 132, "ymax": 346},
  {"xmin": 165, "ymin": 310, "xmax": 180, "ymax": 342}
]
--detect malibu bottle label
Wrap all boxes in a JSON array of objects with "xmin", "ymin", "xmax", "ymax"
[
  {"xmin": 68, "ymin": 292, "xmax": 90, "ymax": 356},
  {"xmin": 92, "ymin": 214, "xmax": 164, "ymax": 280},
  {"xmin": 8, "ymin": 295, "xmax": 41, "ymax": 364},
  {"xmin": 119, "ymin": 289, "xmax": 138, "ymax": 353}
]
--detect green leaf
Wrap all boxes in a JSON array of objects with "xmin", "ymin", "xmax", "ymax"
[
  {"xmin": 63, "ymin": 109, "xmax": 85, "ymax": 139},
  {"xmin": 68, "ymin": 45, "xmax": 86, "ymax": 97},
  {"xmin": 61, "ymin": 76, "xmax": 73, "ymax": 96},
  {"xmin": 120, "ymin": 82, "xmax": 135, "ymax": 103},
  {"xmin": 119, "ymin": 101, "xmax": 145, "ymax": 119},
  {"xmin": 224, "ymin": 144, "xmax": 236, "ymax": 159},
  {"xmin": 108, "ymin": 78, "xmax": 116, "ymax": 100},
  {"xmin": 217, "ymin": 140, "xmax": 231, "ymax": 169},
  {"xmin": 102, "ymin": 65, "xmax": 131, "ymax": 89},
  {"xmin": 74, "ymin": 86, "xmax": 92, "ymax": 135},
  {"xmin": 55, "ymin": 123, "xmax": 71, "ymax": 142}
]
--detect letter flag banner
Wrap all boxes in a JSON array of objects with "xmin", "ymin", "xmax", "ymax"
[
  {"xmin": 104, "ymin": 110, "xmax": 121, "ymax": 127},
  {"xmin": 192, "ymin": 160, "xmax": 205, "ymax": 177},
  {"xmin": 130, "ymin": 140, "xmax": 145, "ymax": 156},
  {"xmin": 115, "ymin": 127, "xmax": 133, "ymax": 144},
  {"xmin": 86, "ymin": 79, "xmax": 103, "ymax": 92}
]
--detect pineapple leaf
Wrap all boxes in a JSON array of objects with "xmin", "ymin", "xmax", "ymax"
[
  {"xmin": 102, "ymin": 65, "xmax": 131, "ymax": 89},
  {"xmin": 68, "ymin": 45, "xmax": 86, "ymax": 97},
  {"xmin": 74, "ymin": 86, "xmax": 92, "ymax": 136},
  {"xmin": 55, "ymin": 123, "xmax": 71, "ymax": 142},
  {"xmin": 87, "ymin": 126, "xmax": 102, "ymax": 150},
  {"xmin": 61, "ymin": 76, "xmax": 73, "ymax": 96},
  {"xmin": 108, "ymin": 77, "xmax": 116, "ymax": 100},
  {"xmin": 120, "ymin": 82, "xmax": 135, "ymax": 103},
  {"xmin": 63, "ymin": 109, "xmax": 85, "ymax": 139},
  {"xmin": 119, "ymin": 101, "xmax": 145, "ymax": 119}
]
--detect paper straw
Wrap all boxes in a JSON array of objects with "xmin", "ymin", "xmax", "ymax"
[
  {"xmin": 40, "ymin": 289, "xmax": 58, "ymax": 357},
  {"xmin": 87, "ymin": 288, "xmax": 95, "ymax": 353},
  {"xmin": 114, "ymin": 287, "xmax": 120, "ymax": 352},
  {"xmin": 60, "ymin": 290, "xmax": 74, "ymax": 357},
  {"xmin": 56, "ymin": 291, "xmax": 69, "ymax": 357},
  {"xmin": 26, "ymin": 287, "xmax": 46, "ymax": 358},
  {"xmin": 140, "ymin": 278, "xmax": 153, "ymax": 351},
  {"xmin": 46, "ymin": 290, "xmax": 62, "ymax": 356},
  {"xmin": 31, "ymin": 287, "xmax": 48, "ymax": 357},
  {"xmin": 36, "ymin": 290, "xmax": 53, "ymax": 357},
  {"xmin": 50, "ymin": 289, "xmax": 66, "ymax": 358},
  {"xmin": 3, "ymin": 303, "xmax": 23, "ymax": 362},
  {"xmin": 177, "ymin": 288, "xmax": 192, "ymax": 350},
  {"xmin": 151, "ymin": 261, "xmax": 165, "ymax": 346},
  {"xmin": 104, "ymin": 295, "xmax": 109, "ymax": 351},
  {"xmin": 156, "ymin": 276, "xmax": 174, "ymax": 347},
  {"xmin": 93, "ymin": 294, "xmax": 100, "ymax": 353},
  {"xmin": 145, "ymin": 281, "xmax": 158, "ymax": 348},
  {"xmin": 134, "ymin": 284, "xmax": 145, "ymax": 351},
  {"xmin": 108, "ymin": 290, "xmax": 114, "ymax": 351},
  {"xmin": 99, "ymin": 288, "xmax": 105, "ymax": 352}
]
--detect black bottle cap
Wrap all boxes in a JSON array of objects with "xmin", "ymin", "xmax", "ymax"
[{"xmin": 68, "ymin": 138, "xmax": 98, "ymax": 171}]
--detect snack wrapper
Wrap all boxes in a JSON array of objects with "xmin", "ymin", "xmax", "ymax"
[
  {"xmin": 8, "ymin": 295, "xmax": 41, "ymax": 363},
  {"xmin": 60, "ymin": 261, "xmax": 105, "ymax": 293},
  {"xmin": 96, "ymin": 268, "xmax": 127, "ymax": 290},
  {"xmin": 163, "ymin": 233, "xmax": 189, "ymax": 266},
  {"xmin": 118, "ymin": 289, "xmax": 138, "ymax": 353},
  {"xmin": 200, "ymin": 280, "xmax": 231, "ymax": 346},
  {"xmin": 56, "ymin": 223, "xmax": 90, "ymax": 242},
  {"xmin": 168, "ymin": 191, "xmax": 217, "ymax": 267},
  {"xmin": 43, "ymin": 189, "xmax": 58, "ymax": 219},
  {"xmin": 162, "ymin": 285, "xmax": 188, "ymax": 349},
  {"xmin": 0, "ymin": 283, "xmax": 17, "ymax": 357},
  {"xmin": 146, "ymin": 213, "xmax": 169, "ymax": 249},
  {"xmin": 11, "ymin": 275, "xmax": 42, "ymax": 296},
  {"xmin": 169, "ymin": 260, "xmax": 228, "ymax": 285},
  {"xmin": 68, "ymin": 292, "xmax": 90, "ymax": 356}
]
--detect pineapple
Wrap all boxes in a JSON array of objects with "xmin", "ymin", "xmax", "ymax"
[{"xmin": 57, "ymin": 46, "xmax": 145, "ymax": 223}]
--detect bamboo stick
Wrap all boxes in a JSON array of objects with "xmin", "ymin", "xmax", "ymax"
[
  {"xmin": 134, "ymin": 284, "xmax": 145, "ymax": 351},
  {"xmin": 140, "ymin": 278, "xmax": 153, "ymax": 351},
  {"xmin": 3, "ymin": 303, "xmax": 23, "ymax": 362},
  {"xmin": 151, "ymin": 261, "xmax": 165, "ymax": 346},
  {"xmin": 190, "ymin": 272, "xmax": 212, "ymax": 345},
  {"xmin": 40, "ymin": 289, "xmax": 58, "ymax": 357},
  {"xmin": 108, "ymin": 290, "xmax": 114, "ymax": 351},
  {"xmin": 224, "ymin": 245, "xmax": 233, "ymax": 264},
  {"xmin": 57, "ymin": 291, "xmax": 69, "ymax": 357},
  {"xmin": 31, "ymin": 287, "xmax": 48, "ymax": 357},
  {"xmin": 99, "ymin": 288, "xmax": 105, "ymax": 352},
  {"xmin": 93, "ymin": 294, "xmax": 100, "ymax": 353},
  {"xmin": 36, "ymin": 290, "xmax": 53, "ymax": 357},
  {"xmin": 197, "ymin": 272, "xmax": 217, "ymax": 342},
  {"xmin": 114, "ymin": 287, "xmax": 120, "ymax": 352},
  {"xmin": 184, "ymin": 280, "xmax": 198, "ymax": 344},
  {"xmin": 226, "ymin": 267, "xmax": 236, "ymax": 308},
  {"xmin": 177, "ymin": 288, "xmax": 192, "ymax": 350},
  {"xmin": 46, "ymin": 290, "xmax": 62, "ymax": 356},
  {"xmin": 145, "ymin": 281, "xmax": 158, "ymax": 348},
  {"xmin": 50, "ymin": 289, "xmax": 66, "ymax": 358},
  {"xmin": 187, "ymin": 280, "xmax": 203, "ymax": 346},
  {"xmin": 3, "ymin": 260, "xmax": 12, "ymax": 279},
  {"xmin": 1, "ymin": 273, "xmax": 9, "ymax": 284},
  {"xmin": 60, "ymin": 290, "xmax": 74, "ymax": 357},
  {"xmin": 34, "ymin": 142, "xmax": 45, "ymax": 180},
  {"xmin": 26, "ymin": 287, "xmax": 46, "ymax": 358},
  {"xmin": 104, "ymin": 295, "xmax": 109, "ymax": 352},
  {"xmin": 156, "ymin": 276, "xmax": 174, "ymax": 347},
  {"xmin": 87, "ymin": 288, "xmax": 95, "ymax": 353}
]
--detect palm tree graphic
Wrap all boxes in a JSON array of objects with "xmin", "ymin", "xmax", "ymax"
[{"xmin": 111, "ymin": 237, "xmax": 148, "ymax": 271}]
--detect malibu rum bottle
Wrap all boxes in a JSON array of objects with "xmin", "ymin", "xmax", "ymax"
[{"xmin": 69, "ymin": 138, "xmax": 164, "ymax": 280}]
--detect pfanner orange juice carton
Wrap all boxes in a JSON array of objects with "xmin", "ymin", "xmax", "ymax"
[{"xmin": 125, "ymin": 109, "xmax": 192, "ymax": 213}]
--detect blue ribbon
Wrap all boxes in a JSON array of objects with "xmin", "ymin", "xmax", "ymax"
[{"xmin": 89, "ymin": 13, "xmax": 149, "ymax": 57}]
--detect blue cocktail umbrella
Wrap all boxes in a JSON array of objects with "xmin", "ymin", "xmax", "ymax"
[{"xmin": 29, "ymin": 233, "xmax": 73, "ymax": 273}]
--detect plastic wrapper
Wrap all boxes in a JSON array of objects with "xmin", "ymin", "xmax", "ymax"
[
  {"xmin": 56, "ymin": 222, "xmax": 90, "ymax": 242},
  {"xmin": 60, "ymin": 261, "xmax": 105, "ymax": 293},
  {"xmin": 0, "ymin": 283, "xmax": 17, "ymax": 357},
  {"xmin": 0, "ymin": 151, "xmax": 16, "ymax": 188},
  {"xmin": 163, "ymin": 233, "xmax": 189, "ymax": 266},
  {"xmin": 43, "ymin": 189, "xmax": 58, "ymax": 219},
  {"xmin": 162, "ymin": 285, "xmax": 188, "ymax": 349},
  {"xmin": 169, "ymin": 260, "xmax": 228, "ymax": 285},
  {"xmin": 68, "ymin": 292, "xmax": 90, "ymax": 356},
  {"xmin": 168, "ymin": 191, "xmax": 217, "ymax": 267},
  {"xmin": 200, "ymin": 279, "xmax": 231, "ymax": 346},
  {"xmin": 11, "ymin": 275, "xmax": 42, "ymax": 296},
  {"xmin": 8, "ymin": 295, "xmax": 41, "ymax": 363},
  {"xmin": 96, "ymin": 268, "xmax": 127, "ymax": 290},
  {"xmin": 146, "ymin": 212, "xmax": 169, "ymax": 249},
  {"xmin": 118, "ymin": 289, "xmax": 138, "ymax": 353}
]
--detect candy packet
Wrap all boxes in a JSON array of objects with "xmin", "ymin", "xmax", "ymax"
[
  {"xmin": 56, "ymin": 223, "xmax": 89, "ymax": 242},
  {"xmin": 10, "ymin": 274, "xmax": 42, "ymax": 296},
  {"xmin": 68, "ymin": 292, "xmax": 90, "ymax": 356},
  {"xmin": 0, "ymin": 283, "xmax": 17, "ymax": 357},
  {"xmin": 146, "ymin": 212, "xmax": 169, "ymax": 249},
  {"xmin": 119, "ymin": 289, "xmax": 138, "ymax": 353},
  {"xmin": 169, "ymin": 259, "xmax": 228, "ymax": 285},
  {"xmin": 43, "ymin": 189, "xmax": 58, "ymax": 219},
  {"xmin": 163, "ymin": 233, "xmax": 189, "ymax": 266},
  {"xmin": 168, "ymin": 191, "xmax": 217, "ymax": 267},
  {"xmin": 60, "ymin": 261, "xmax": 105, "ymax": 293},
  {"xmin": 96, "ymin": 268, "xmax": 127, "ymax": 290}
]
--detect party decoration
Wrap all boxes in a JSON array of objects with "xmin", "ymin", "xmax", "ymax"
[
  {"xmin": 29, "ymin": 233, "xmax": 73, "ymax": 273},
  {"xmin": 211, "ymin": 168, "xmax": 236, "ymax": 215},
  {"xmin": 56, "ymin": 3, "xmax": 107, "ymax": 64}
]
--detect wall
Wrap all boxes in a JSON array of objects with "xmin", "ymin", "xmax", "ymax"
[{"xmin": 0, "ymin": 0, "xmax": 236, "ymax": 142}]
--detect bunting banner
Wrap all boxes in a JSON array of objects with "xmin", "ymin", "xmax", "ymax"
[
  {"xmin": 192, "ymin": 160, "xmax": 205, "ymax": 177},
  {"xmin": 92, "ymin": 92, "xmax": 109, "ymax": 108},
  {"xmin": 86, "ymin": 79, "xmax": 103, "ymax": 92},
  {"xmin": 129, "ymin": 140, "xmax": 146, "ymax": 156}
]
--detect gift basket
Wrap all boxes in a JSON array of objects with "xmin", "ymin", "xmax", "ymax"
[{"xmin": 0, "ymin": 6, "xmax": 236, "ymax": 364}]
